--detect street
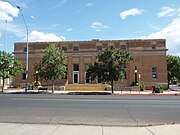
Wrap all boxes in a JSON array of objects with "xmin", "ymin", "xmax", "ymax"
[{"xmin": 0, "ymin": 94, "xmax": 180, "ymax": 126}]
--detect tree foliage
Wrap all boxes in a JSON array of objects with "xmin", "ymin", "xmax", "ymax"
[
  {"xmin": 87, "ymin": 46, "xmax": 133, "ymax": 93},
  {"xmin": 34, "ymin": 44, "xmax": 67, "ymax": 93},
  {"xmin": 167, "ymin": 55, "xmax": 180, "ymax": 84},
  {"xmin": 0, "ymin": 51, "xmax": 23, "ymax": 92}
]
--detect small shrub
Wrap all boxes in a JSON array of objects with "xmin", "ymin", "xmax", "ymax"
[
  {"xmin": 158, "ymin": 85, "xmax": 164, "ymax": 93},
  {"xmin": 132, "ymin": 81, "xmax": 138, "ymax": 86},
  {"xmin": 139, "ymin": 81, "xmax": 146, "ymax": 91},
  {"xmin": 30, "ymin": 81, "xmax": 41, "ymax": 87}
]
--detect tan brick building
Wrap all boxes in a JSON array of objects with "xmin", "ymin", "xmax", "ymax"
[{"xmin": 13, "ymin": 39, "xmax": 168, "ymax": 90}]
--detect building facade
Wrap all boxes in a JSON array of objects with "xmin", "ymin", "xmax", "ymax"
[{"xmin": 13, "ymin": 39, "xmax": 168, "ymax": 89}]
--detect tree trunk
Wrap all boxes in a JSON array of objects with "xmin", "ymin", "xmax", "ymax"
[
  {"xmin": 52, "ymin": 80, "xmax": 54, "ymax": 93},
  {"xmin": 2, "ymin": 68, "xmax": 5, "ymax": 93},
  {"xmin": 111, "ymin": 80, "xmax": 114, "ymax": 94},
  {"xmin": 2, "ymin": 76, "xmax": 4, "ymax": 93},
  {"xmin": 167, "ymin": 72, "xmax": 170, "ymax": 89}
]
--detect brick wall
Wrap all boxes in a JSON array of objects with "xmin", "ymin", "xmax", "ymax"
[{"xmin": 13, "ymin": 39, "xmax": 167, "ymax": 88}]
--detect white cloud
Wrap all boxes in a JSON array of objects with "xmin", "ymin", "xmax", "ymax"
[
  {"xmin": 120, "ymin": 8, "xmax": 146, "ymax": 20},
  {"xmin": 0, "ymin": 12, "xmax": 13, "ymax": 21},
  {"xmin": 0, "ymin": 1, "xmax": 19, "ymax": 21},
  {"xmin": 158, "ymin": 7, "xmax": 176, "ymax": 17},
  {"xmin": 60, "ymin": 36, "xmax": 66, "ymax": 41},
  {"xmin": 147, "ymin": 23, "xmax": 161, "ymax": 31},
  {"xmin": 178, "ymin": 8, "xmax": 180, "ymax": 16},
  {"xmin": 0, "ymin": 21, "xmax": 24, "ymax": 37},
  {"xmin": 86, "ymin": 3, "xmax": 94, "ymax": 7},
  {"xmin": 137, "ymin": 17, "xmax": 180, "ymax": 56},
  {"xmin": 31, "ymin": 16, "xmax": 35, "ymax": 19},
  {"xmin": 91, "ymin": 22, "xmax": 108, "ymax": 32},
  {"xmin": 28, "ymin": 30, "xmax": 65, "ymax": 42},
  {"xmin": 66, "ymin": 28, "xmax": 73, "ymax": 32},
  {"xmin": 0, "ymin": 32, "xmax": 2, "ymax": 38},
  {"xmin": 51, "ymin": 24, "xmax": 59, "ymax": 27},
  {"xmin": 52, "ymin": 0, "xmax": 67, "ymax": 9}
]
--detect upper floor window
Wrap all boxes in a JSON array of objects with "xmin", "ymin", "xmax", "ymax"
[
  {"xmin": 23, "ymin": 47, "xmax": 27, "ymax": 53},
  {"xmin": 73, "ymin": 46, "xmax": 79, "ymax": 51},
  {"xmin": 151, "ymin": 45, "xmax": 156, "ymax": 49},
  {"xmin": 120, "ymin": 45, "xmax": 126, "ymax": 50},
  {"xmin": 62, "ymin": 47, "xmax": 67, "ymax": 51},
  {"xmin": 73, "ymin": 64, "xmax": 79, "ymax": 71},
  {"xmin": 96, "ymin": 46, "xmax": 102, "ymax": 51}
]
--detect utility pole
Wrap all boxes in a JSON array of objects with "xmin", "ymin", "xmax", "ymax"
[{"xmin": 17, "ymin": 6, "xmax": 29, "ymax": 92}]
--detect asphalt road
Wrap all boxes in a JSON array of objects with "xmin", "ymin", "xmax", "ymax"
[{"xmin": 0, "ymin": 94, "xmax": 180, "ymax": 126}]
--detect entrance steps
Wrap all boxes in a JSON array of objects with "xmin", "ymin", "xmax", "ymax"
[
  {"xmin": 65, "ymin": 84, "xmax": 108, "ymax": 91},
  {"xmin": 113, "ymin": 81, "xmax": 129, "ymax": 90}
]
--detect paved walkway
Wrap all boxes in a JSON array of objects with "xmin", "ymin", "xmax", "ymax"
[
  {"xmin": 0, "ymin": 123, "xmax": 179, "ymax": 135},
  {"xmin": 1, "ymin": 88, "xmax": 180, "ymax": 96}
]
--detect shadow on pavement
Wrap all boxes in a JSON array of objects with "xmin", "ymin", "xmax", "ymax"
[
  {"xmin": 0, "ymin": 91, "xmax": 48, "ymax": 94},
  {"xmin": 67, "ymin": 92, "xmax": 111, "ymax": 95}
]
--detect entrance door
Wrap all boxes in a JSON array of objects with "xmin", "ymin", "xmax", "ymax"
[
  {"xmin": 73, "ymin": 71, "xmax": 79, "ymax": 84},
  {"xmin": 85, "ymin": 72, "xmax": 90, "ymax": 84}
]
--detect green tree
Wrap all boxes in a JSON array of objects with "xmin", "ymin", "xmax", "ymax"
[
  {"xmin": 87, "ymin": 46, "xmax": 133, "ymax": 93},
  {"xmin": 0, "ymin": 51, "xmax": 23, "ymax": 92},
  {"xmin": 35, "ymin": 44, "xmax": 67, "ymax": 93},
  {"xmin": 167, "ymin": 55, "xmax": 180, "ymax": 87}
]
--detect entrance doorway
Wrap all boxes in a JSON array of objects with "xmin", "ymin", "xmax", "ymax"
[{"xmin": 73, "ymin": 71, "xmax": 79, "ymax": 84}]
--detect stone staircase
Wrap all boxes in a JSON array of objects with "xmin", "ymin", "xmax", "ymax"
[
  {"xmin": 65, "ymin": 84, "xmax": 109, "ymax": 91},
  {"xmin": 113, "ymin": 81, "xmax": 129, "ymax": 90}
]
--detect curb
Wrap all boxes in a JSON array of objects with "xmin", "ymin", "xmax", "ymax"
[{"xmin": 112, "ymin": 93, "xmax": 180, "ymax": 96}]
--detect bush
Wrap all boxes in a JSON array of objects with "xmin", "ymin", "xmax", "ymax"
[
  {"xmin": 139, "ymin": 81, "xmax": 146, "ymax": 91},
  {"xmin": 158, "ymin": 85, "xmax": 164, "ymax": 93},
  {"xmin": 132, "ymin": 81, "xmax": 138, "ymax": 86},
  {"xmin": 30, "ymin": 81, "xmax": 41, "ymax": 87}
]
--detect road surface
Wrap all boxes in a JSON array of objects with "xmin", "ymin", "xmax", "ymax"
[{"xmin": 0, "ymin": 94, "xmax": 179, "ymax": 126}]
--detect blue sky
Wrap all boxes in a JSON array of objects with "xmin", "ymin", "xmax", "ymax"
[{"xmin": 0, "ymin": 0, "xmax": 180, "ymax": 55}]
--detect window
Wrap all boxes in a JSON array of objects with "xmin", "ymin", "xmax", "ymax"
[
  {"xmin": 22, "ymin": 69, "xmax": 26, "ymax": 80},
  {"xmin": 151, "ymin": 45, "xmax": 156, "ymax": 49},
  {"xmin": 96, "ymin": 75, "xmax": 102, "ymax": 84},
  {"xmin": 84, "ymin": 64, "xmax": 91, "ymax": 83},
  {"xmin": 62, "ymin": 47, "xmax": 67, "ymax": 51},
  {"xmin": 96, "ymin": 46, "xmax": 102, "ymax": 51},
  {"xmin": 152, "ymin": 67, "xmax": 157, "ymax": 79},
  {"xmin": 73, "ymin": 71, "xmax": 79, "ymax": 84},
  {"xmin": 73, "ymin": 46, "xmax": 79, "ymax": 51},
  {"xmin": 73, "ymin": 64, "xmax": 79, "ymax": 71},
  {"xmin": 23, "ymin": 47, "xmax": 27, "ymax": 53},
  {"xmin": 120, "ymin": 45, "xmax": 126, "ymax": 50},
  {"xmin": 85, "ymin": 64, "xmax": 90, "ymax": 71},
  {"xmin": 85, "ymin": 72, "xmax": 91, "ymax": 83},
  {"xmin": 124, "ymin": 72, "xmax": 127, "ymax": 80}
]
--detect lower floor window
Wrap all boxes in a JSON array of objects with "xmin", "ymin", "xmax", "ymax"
[
  {"xmin": 96, "ymin": 76, "xmax": 102, "ymax": 84},
  {"xmin": 152, "ymin": 67, "xmax": 157, "ymax": 79},
  {"xmin": 85, "ymin": 72, "xmax": 91, "ymax": 83}
]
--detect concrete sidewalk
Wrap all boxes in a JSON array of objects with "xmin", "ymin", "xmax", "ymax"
[
  {"xmin": 0, "ymin": 123, "xmax": 179, "ymax": 135},
  {"xmin": 1, "ymin": 88, "xmax": 180, "ymax": 96}
]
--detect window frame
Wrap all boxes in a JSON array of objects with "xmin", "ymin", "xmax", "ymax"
[
  {"xmin": 73, "ymin": 46, "xmax": 79, "ymax": 51},
  {"xmin": 62, "ymin": 46, "xmax": 67, "ymax": 51},
  {"xmin": 152, "ymin": 67, "xmax": 157, "ymax": 79}
]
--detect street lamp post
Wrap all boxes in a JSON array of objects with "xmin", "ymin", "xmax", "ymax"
[
  {"xmin": 17, "ymin": 6, "xmax": 29, "ymax": 92},
  {"xmin": 35, "ymin": 71, "xmax": 38, "ymax": 86},
  {"xmin": 134, "ymin": 66, "xmax": 138, "ymax": 86}
]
